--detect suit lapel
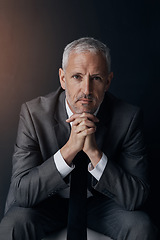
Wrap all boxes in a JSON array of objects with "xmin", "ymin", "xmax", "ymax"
[
  {"xmin": 53, "ymin": 91, "xmax": 71, "ymax": 149},
  {"xmin": 95, "ymin": 123, "xmax": 108, "ymax": 151},
  {"xmin": 95, "ymin": 92, "xmax": 113, "ymax": 157}
]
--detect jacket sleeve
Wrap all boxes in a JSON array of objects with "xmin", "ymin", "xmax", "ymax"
[
  {"xmin": 11, "ymin": 103, "xmax": 68, "ymax": 207},
  {"xmin": 93, "ymin": 109, "xmax": 150, "ymax": 210}
]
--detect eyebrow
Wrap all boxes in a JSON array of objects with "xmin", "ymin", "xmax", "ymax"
[
  {"xmin": 71, "ymin": 72, "xmax": 104, "ymax": 76},
  {"xmin": 71, "ymin": 72, "xmax": 84, "ymax": 75},
  {"xmin": 91, "ymin": 73, "xmax": 102, "ymax": 76}
]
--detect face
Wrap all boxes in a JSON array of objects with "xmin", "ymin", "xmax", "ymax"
[{"xmin": 59, "ymin": 51, "xmax": 113, "ymax": 114}]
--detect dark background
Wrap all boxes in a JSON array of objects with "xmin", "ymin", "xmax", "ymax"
[{"xmin": 0, "ymin": 0, "xmax": 159, "ymax": 230}]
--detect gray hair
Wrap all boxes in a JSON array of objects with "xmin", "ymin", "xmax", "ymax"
[{"xmin": 62, "ymin": 37, "xmax": 111, "ymax": 73}]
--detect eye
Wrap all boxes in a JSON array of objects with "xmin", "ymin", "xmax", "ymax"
[
  {"xmin": 92, "ymin": 76, "xmax": 102, "ymax": 81},
  {"xmin": 72, "ymin": 74, "xmax": 82, "ymax": 80}
]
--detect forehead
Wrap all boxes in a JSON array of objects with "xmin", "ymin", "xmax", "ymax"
[{"xmin": 66, "ymin": 51, "xmax": 107, "ymax": 74}]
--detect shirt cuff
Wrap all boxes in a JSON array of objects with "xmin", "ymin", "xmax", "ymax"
[
  {"xmin": 88, "ymin": 153, "xmax": 108, "ymax": 181},
  {"xmin": 53, "ymin": 150, "xmax": 75, "ymax": 178}
]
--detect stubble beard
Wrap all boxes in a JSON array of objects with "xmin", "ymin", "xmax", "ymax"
[{"xmin": 66, "ymin": 91, "xmax": 101, "ymax": 114}]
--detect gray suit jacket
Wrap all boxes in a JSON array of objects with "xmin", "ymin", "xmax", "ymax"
[{"xmin": 5, "ymin": 87, "xmax": 149, "ymax": 213}]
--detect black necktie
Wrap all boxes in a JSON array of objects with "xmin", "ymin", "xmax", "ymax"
[{"xmin": 67, "ymin": 151, "xmax": 88, "ymax": 240}]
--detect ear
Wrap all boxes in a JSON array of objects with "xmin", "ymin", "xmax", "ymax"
[
  {"xmin": 105, "ymin": 72, "xmax": 113, "ymax": 92},
  {"xmin": 59, "ymin": 68, "xmax": 66, "ymax": 90}
]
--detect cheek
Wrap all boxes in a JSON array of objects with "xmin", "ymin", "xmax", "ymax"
[
  {"xmin": 93, "ymin": 89, "xmax": 106, "ymax": 106},
  {"xmin": 97, "ymin": 93, "xmax": 105, "ymax": 103},
  {"xmin": 65, "ymin": 87, "xmax": 77, "ymax": 102},
  {"xmin": 68, "ymin": 84, "xmax": 81, "ymax": 97},
  {"xmin": 94, "ymin": 86, "xmax": 106, "ymax": 99}
]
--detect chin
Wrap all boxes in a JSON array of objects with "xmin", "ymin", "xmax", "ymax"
[
  {"xmin": 72, "ymin": 102, "xmax": 98, "ymax": 114},
  {"xmin": 76, "ymin": 107, "xmax": 97, "ymax": 114}
]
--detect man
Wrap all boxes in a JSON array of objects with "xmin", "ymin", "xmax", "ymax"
[{"xmin": 0, "ymin": 37, "xmax": 157, "ymax": 239}]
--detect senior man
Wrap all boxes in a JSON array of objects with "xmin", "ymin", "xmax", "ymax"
[{"xmin": 0, "ymin": 37, "xmax": 157, "ymax": 240}]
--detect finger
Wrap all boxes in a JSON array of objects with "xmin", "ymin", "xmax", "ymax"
[
  {"xmin": 66, "ymin": 113, "xmax": 81, "ymax": 123},
  {"xmin": 72, "ymin": 118, "xmax": 96, "ymax": 127},
  {"xmin": 73, "ymin": 124, "xmax": 88, "ymax": 133},
  {"xmin": 66, "ymin": 113, "xmax": 99, "ymax": 123},
  {"xmin": 80, "ymin": 127, "xmax": 96, "ymax": 136},
  {"xmin": 80, "ymin": 112, "xmax": 99, "ymax": 122},
  {"xmin": 74, "ymin": 122, "xmax": 96, "ymax": 133}
]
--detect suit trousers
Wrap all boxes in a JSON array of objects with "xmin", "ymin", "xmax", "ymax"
[{"xmin": 0, "ymin": 195, "xmax": 157, "ymax": 240}]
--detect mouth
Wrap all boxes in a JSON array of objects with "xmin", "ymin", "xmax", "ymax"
[{"xmin": 78, "ymin": 98, "xmax": 93, "ymax": 104}]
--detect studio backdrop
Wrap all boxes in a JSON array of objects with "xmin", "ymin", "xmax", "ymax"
[{"xmin": 0, "ymin": 0, "xmax": 159, "ymax": 230}]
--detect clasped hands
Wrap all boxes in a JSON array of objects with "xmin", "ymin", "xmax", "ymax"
[{"xmin": 60, "ymin": 112, "xmax": 102, "ymax": 168}]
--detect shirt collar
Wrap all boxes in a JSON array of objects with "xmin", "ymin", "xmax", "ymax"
[{"xmin": 65, "ymin": 100, "xmax": 73, "ymax": 119}]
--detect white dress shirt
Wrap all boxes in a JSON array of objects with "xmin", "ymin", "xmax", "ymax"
[{"xmin": 53, "ymin": 100, "xmax": 108, "ymax": 197}]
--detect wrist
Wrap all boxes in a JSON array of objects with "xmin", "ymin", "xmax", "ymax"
[
  {"xmin": 86, "ymin": 148, "xmax": 102, "ymax": 168},
  {"xmin": 60, "ymin": 141, "xmax": 78, "ymax": 166}
]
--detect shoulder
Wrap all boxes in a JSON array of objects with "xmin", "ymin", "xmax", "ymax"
[
  {"xmin": 21, "ymin": 87, "xmax": 64, "ymax": 116},
  {"xmin": 103, "ymin": 91, "xmax": 140, "ymax": 115},
  {"xmin": 99, "ymin": 92, "xmax": 142, "ymax": 126},
  {"xmin": 25, "ymin": 87, "xmax": 64, "ymax": 110},
  {"xmin": 106, "ymin": 92, "xmax": 139, "ymax": 111}
]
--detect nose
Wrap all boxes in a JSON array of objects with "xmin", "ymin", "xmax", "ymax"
[{"xmin": 82, "ymin": 76, "xmax": 91, "ymax": 95}]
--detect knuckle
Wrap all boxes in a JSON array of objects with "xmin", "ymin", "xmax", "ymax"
[
  {"xmin": 81, "ymin": 112, "xmax": 86, "ymax": 117},
  {"xmin": 83, "ymin": 119, "xmax": 87, "ymax": 125}
]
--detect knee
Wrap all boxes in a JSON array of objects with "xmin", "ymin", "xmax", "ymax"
[
  {"xmin": 121, "ymin": 211, "xmax": 157, "ymax": 238},
  {"xmin": 1, "ymin": 206, "xmax": 37, "ymax": 228},
  {"xmin": 0, "ymin": 206, "xmax": 44, "ymax": 239}
]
